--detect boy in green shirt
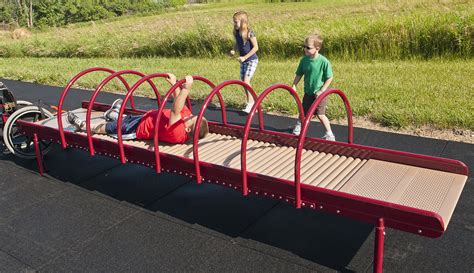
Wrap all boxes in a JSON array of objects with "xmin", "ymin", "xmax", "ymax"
[{"xmin": 292, "ymin": 33, "xmax": 335, "ymax": 141}]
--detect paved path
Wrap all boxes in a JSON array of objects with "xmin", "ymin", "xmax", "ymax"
[{"xmin": 0, "ymin": 79, "xmax": 472, "ymax": 272}]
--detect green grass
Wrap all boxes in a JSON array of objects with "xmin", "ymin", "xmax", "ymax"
[
  {"xmin": 0, "ymin": 0, "xmax": 472, "ymax": 59},
  {"xmin": 1, "ymin": 57, "xmax": 472, "ymax": 130},
  {"xmin": 0, "ymin": 1, "xmax": 472, "ymax": 131}
]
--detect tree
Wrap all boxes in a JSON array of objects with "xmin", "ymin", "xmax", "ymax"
[
  {"xmin": 15, "ymin": 0, "xmax": 33, "ymax": 27},
  {"xmin": 0, "ymin": 0, "xmax": 185, "ymax": 29},
  {"xmin": 28, "ymin": 0, "xmax": 32, "ymax": 27}
]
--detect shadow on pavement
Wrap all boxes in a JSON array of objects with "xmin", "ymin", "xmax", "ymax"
[{"xmin": 0, "ymin": 143, "xmax": 372, "ymax": 271}]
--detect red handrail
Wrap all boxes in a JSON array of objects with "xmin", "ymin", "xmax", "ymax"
[
  {"xmin": 152, "ymin": 76, "xmax": 219, "ymax": 172},
  {"xmin": 193, "ymin": 80, "xmax": 262, "ymax": 184},
  {"xmin": 58, "ymin": 67, "xmax": 134, "ymax": 148},
  {"xmin": 294, "ymin": 89, "xmax": 353, "ymax": 208},
  {"xmin": 240, "ymin": 84, "xmax": 304, "ymax": 195},
  {"xmin": 86, "ymin": 70, "xmax": 161, "ymax": 156},
  {"xmin": 115, "ymin": 73, "xmax": 169, "ymax": 164}
]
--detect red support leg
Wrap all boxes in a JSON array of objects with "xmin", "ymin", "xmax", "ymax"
[
  {"xmin": 33, "ymin": 133, "xmax": 44, "ymax": 176},
  {"xmin": 374, "ymin": 218, "xmax": 385, "ymax": 273}
]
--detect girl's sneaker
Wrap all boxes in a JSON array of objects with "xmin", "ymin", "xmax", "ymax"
[
  {"xmin": 322, "ymin": 132, "xmax": 335, "ymax": 141},
  {"xmin": 241, "ymin": 103, "xmax": 254, "ymax": 114},
  {"xmin": 103, "ymin": 99, "xmax": 122, "ymax": 121}
]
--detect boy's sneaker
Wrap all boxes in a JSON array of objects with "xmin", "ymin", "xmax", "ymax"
[
  {"xmin": 241, "ymin": 103, "xmax": 254, "ymax": 114},
  {"xmin": 103, "ymin": 99, "xmax": 122, "ymax": 121},
  {"xmin": 67, "ymin": 112, "xmax": 85, "ymax": 130},
  {"xmin": 292, "ymin": 121, "xmax": 301, "ymax": 135},
  {"xmin": 322, "ymin": 132, "xmax": 336, "ymax": 141}
]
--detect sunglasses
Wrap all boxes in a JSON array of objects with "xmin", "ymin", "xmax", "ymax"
[{"xmin": 303, "ymin": 46, "xmax": 314, "ymax": 50}]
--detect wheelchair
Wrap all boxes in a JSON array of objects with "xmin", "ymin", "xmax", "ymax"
[{"xmin": 0, "ymin": 82, "xmax": 54, "ymax": 158}]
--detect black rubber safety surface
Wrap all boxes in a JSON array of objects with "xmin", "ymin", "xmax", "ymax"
[{"xmin": 0, "ymin": 79, "xmax": 472, "ymax": 272}]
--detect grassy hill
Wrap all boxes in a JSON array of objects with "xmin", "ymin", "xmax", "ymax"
[
  {"xmin": 0, "ymin": 0, "xmax": 471, "ymax": 59},
  {"xmin": 0, "ymin": 0, "xmax": 472, "ymax": 133}
]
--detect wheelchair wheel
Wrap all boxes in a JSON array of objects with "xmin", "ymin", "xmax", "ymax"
[
  {"xmin": 2, "ymin": 106, "xmax": 54, "ymax": 159},
  {"xmin": 16, "ymin": 100, "xmax": 33, "ymax": 107}
]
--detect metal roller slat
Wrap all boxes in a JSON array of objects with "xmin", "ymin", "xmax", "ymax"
[
  {"xmin": 325, "ymin": 159, "xmax": 365, "ymax": 190},
  {"xmin": 303, "ymin": 154, "xmax": 341, "ymax": 182},
  {"xmin": 206, "ymin": 140, "xmax": 243, "ymax": 166},
  {"xmin": 203, "ymin": 138, "xmax": 242, "ymax": 165},
  {"xmin": 296, "ymin": 152, "xmax": 329, "ymax": 184},
  {"xmin": 264, "ymin": 148, "xmax": 298, "ymax": 177},
  {"xmin": 300, "ymin": 153, "xmax": 334, "ymax": 182},
  {"xmin": 317, "ymin": 157, "xmax": 355, "ymax": 188},
  {"xmin": 246, "ymin": 144, "xmax": 278, "ymax": 170},
  {"xmin": 227, "ymin": 140, "xmax": 266, "ymax": 168},
  {"xmin": 311, "ymin": 156, "xmax": 351, "ymax": 187},
  {"xmin": 274, "ymin": 150, "xmax": 316, "ymax": 180},
  {"xmin": 333, "ymin": 159, "xmax": 368, "ymax": 191},
  {"xmin": 198, "ymin": 135, "xmax": 237, "ymax": 160},
  {"xmin": 252, "ymin": 146, "xmax": 292, "ymax": 173}
]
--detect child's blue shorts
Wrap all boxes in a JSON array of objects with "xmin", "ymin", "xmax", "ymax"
[{"xmin": 105, "ymin": 115, "xmax": 142, "ymax": 135}]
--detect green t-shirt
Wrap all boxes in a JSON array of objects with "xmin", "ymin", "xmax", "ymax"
[{"xmin": 295, "ymin": 54, "xmax": 333, "ymax": 95}]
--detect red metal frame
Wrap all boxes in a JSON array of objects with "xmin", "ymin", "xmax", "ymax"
[
  {"xmin": 114, "ymin": 74, "xmax": 222, "ymax": 169},
  {"xmin": 374, "ymin": 218, "xmax": 385, "ymax": 273},
  {"xmin": 17, "ymin": 114, "xmax": 466, "ymax": 239},
  {"xmin": 13, "ymin": 73, "xmax": 469, "ymax": 273},
  {"xmin": 1, "ymin": 112, "xmax": 8, "ymax": 123},
  {"xmin": 193, "ymin": 80, "xmax": 263, "ymax": 184},
  {"xmin": 295, "ymin": 89, "xmax": 354, "ymax": 208},
  {"xmin": 116, "ymin": 72, "xmax": 169, "ymax": 164},
  {"xmin": 33, "ymin": 133, "xmax": 44, "ymax": 176},
  {"xmin": 154, "ymin": 76, "xmax": 223, "ymax": 174},
  {"xmin": 58, "ymin": 67, "xmax": 137, "ymax": 149},
  {"xmin": 86, "ymin": 69, "xmax": 161, "ymax": 156},
  {"xmin": 241, "ymin": 83, "xmax": 304, "ymax": 196}
]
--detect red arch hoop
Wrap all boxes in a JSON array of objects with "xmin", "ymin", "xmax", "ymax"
[
  {"xmin": 192, "ymin": 80, "xmax": 263, "ymax": 184},
  {"xmin": 240, "ymin": 84, "xmax": 304, "ymax": 196},
  {"xmin": 152, "ymin": 76, "xmax": 219, "ymax": 172},
  {"xmin": 85, "ymin": 70, "xmax": 161, "ymax": 156},
  {"xmin": 115, "ymin": 73, "xmax": 169, "ymax": 164},
  {"xmin": 294, "ymin": 89, "xmax": 354, "ymax": 208},
  {"xmin": 57, "ymin": 67, "xmax": 136, "ymax": 148}
]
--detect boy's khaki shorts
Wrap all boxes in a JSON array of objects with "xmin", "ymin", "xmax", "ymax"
[{"xmin": 302, "ymin": 93, "xmax": 328, "ymax": 116}]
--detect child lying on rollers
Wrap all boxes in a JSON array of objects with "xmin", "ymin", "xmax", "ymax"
[{"xmin": 67, "ymin": 74, "xmax": 209, "ymax": 144}]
